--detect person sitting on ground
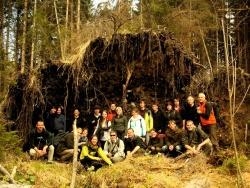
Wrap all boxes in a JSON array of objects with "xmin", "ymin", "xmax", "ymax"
[
  {"xmin": 182, "ymin": 120, "xmax": 212, "ymax": 155},
  {"xmin": 56, "ymin": 128, "xmax": 83, "ymax": 161},
  {"xmin": 111, "ymin": 106, "xmax": 127, "ymax": 140},
  {"xmin": 124, "ymin": 128, "xmax": 146, "ymax": 157},
  {"xmin": 54, "ymin": 106, "xmax": 66, "ymax": 135},
  {"xmin": 104, "ymin": 131, "xmax": 125, "ymax": 163},
  {"xmin": 27, "ymin": 120, "xmax": 54, "ymax": 163},
  {"xmin": 127, "ymin": 108, "xmax": 146, "ymax": 139},
  {"xmin": 80, "ymin": 135, "xmax": 112, "ymax": 171},
  {"xmin": 145, "ymin": 129, "xmax": 163, "ymax": 155},
  {"xmin": 94, "ymin": 110, "xmax": 111, "ymax": 148},
  {"xmin": 162, "ymin": 120, "xmax": 183, "ymax": 157},
  {"xmin": 79, "ymin": 128, "xmax": 88, "ymax": 147}
]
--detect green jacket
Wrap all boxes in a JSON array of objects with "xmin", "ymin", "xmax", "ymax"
[{"xmin": 80, "ymin": 144, "xmax": 112, "ymax": 165}]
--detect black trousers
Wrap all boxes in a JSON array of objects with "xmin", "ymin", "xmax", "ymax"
[{"xmin": 80, "ymin": 156, "xmax": 104, "ymax": 170}]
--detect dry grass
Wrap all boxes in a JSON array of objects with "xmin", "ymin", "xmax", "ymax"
[{"xmin": 1, "ymin": 153, "xmax": 248, "ymax": 188}]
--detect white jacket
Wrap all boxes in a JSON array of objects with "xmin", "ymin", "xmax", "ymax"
[{"xmin": 127, "ymin": 115, "xmax": 146, "ymax": 137}]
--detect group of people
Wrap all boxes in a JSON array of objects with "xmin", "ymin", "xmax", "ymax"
[{"xmin": 24, "ymin": 92, "xmax": 220, "ymax": 171}]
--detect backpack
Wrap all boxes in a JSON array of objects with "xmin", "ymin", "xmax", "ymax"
[
  {"xmin": 53, "ymin": 131, "xmax": 69, "ymax": 148},
  {"xmin": 209, "ymin": 102, "xmax": 220, "ymax": 123}
]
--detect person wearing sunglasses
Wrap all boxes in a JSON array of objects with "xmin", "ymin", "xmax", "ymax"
[{"xmin": 104, "ymin": 131, "xmax": 125, "ymax": 163}]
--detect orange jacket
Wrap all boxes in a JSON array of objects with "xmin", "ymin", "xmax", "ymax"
[{"xmin": 199, "ymin": 101, "xmax": 216, "ymax": 126}]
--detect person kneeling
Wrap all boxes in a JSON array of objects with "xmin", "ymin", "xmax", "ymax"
[
  {"xmin": 104, "ymin": 131, "xmax": 125, "ymax": 163},
  {"xmin": 80, "ymin": 135, "xmax": 112, "ymax": 171},
  {"xmin": 124, "ymin": 128, "xmax": 146, "ymax": 158},
  {"xmin": 162, "ymin": 120, "xmax": 183, "ymax": 157},
  {"xmin": 56, "ymin": 128, "xmax": 83, "ymax": 161},
  {"xmin": 182, "ymin": 120, "xmax": 212, "ymax": 155},
  {"xmin": 145, "ymin": 129, "xmax": 163, "ymax": 155},
  {"xmin": 28, "ymin": 121, "xmax": 54, "ymax": 163}
]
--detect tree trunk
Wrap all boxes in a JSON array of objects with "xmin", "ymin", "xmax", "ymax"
[
  {"xmin": 66, "ymin": 0, "xmax": 69, "ymax": 29},
  {"xmin": 70, "ymin": 0, "xmax": 73, "ymax": 51},
  {"xmin": 0, "ymin": 0, "xmax": 4, "ymax": 59},
  {"xmin": 54, "ymin": 0, "xmax": 64, "ymax": 60},
  {"xmin": 0, "ymin": 0, "xmax": 4, "ymax": 92},
  {"xmin": 5, "ymin": 0, "xmax": 12, "ymax": 62},
  {"xmin": 70, "ymin": 120, "xmax": 78, "ymax": 188},
  {"xmin": 76, "ymin": 0, "xmax": 80, "ymax": 32},
  {"xmin": 30, "ymin": 0, "xmax": 37, "ymax": 70},
  {"xmin": 21, "ymin": 0, "xmax": 28, "ymax": 74}
]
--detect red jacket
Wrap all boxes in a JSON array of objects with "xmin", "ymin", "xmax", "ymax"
[{"xmin": 199, "ymin": 101, "xmax": 216, "ymax": 126}]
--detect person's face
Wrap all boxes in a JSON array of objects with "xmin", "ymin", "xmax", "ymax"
[
  {"xmin": 110, "ymin": 132, "xmax": 117, "ymax": 142},
  {"xmin": 174, "ymin": 99, "xmax": 179, "ymax": 106},
  {"xmin": 91, "ymin": 136, "xmax": 98, "ymax": 145},
  {"xmin": 187, "ymin": 96, "xmax": 194, "ymax": 105},
  {"xmin": 116, "ymin": 107, "xmax": 123, "ymax": 115},
  {"xmin": 57, "ymin": 107, "xmax": 62, "ymax": 115},
  {"xmin": 167, "ymin": 104, "xmax": 172, "ymax": 111},
  {"xmin": 111, "ymin": 104, "xmax": 116, "ymax": 111},
  {"xmin": 127, "ymin": 130, "xmax": 134, "ymax": 138},
  {"xmin": 36, "ymin": 121, "xmax": 45, "ymax": 133},
  {"xmin": 74, "ymin": 109, "xmax": 80, "ymax": 117},
  {"xmin": 139, "ymin": 101, "xmax": 145, "ymax": 108},
  {"xmin": 150, "ymin": 130, "xmax": 157, "ymax": 138},
  {"xmin": 102, "ymin": 111, "xmax": 107, "ymax": 118},
  {"xmin": 168, "ymin": 122, "xmax": 176, "ymax": 130},
  {"xmin": 77, "ymin": 128, "xmax": 82, "ymax": 135},
  {"xmin": 186, "ymin": 122, "xmax": 195, "ymax": 131},
  {"xmin": 152, "ymin": 104, "xmax": 158, "ymax": 112},
  {"xmin": 94, "ymin": 109, "xmax": 100, "ymax": 114},
  {"xmin": 82, "ymin": 129, "xmax": 88, "ymax": 137},
  {"xmin": 131, "ymin": 110, "xmax": 138, "ymax": 117},
  {"xmin": 198, "ymin": 93, "xmax": 206, "ymax": 103}
]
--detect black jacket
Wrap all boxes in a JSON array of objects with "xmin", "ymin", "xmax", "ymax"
[{"xmin": 28, "ymin": 129, "xmax": 51, "ymax": 150}]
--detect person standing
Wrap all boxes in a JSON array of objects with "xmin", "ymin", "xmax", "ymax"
[
  {"xmin": 87, "ymin": 105, "xmax": 101, "ymax": 137},
  {"xmin": 54, "ymin": 106, "xmax": 66, "ymax": 135},
  {"xmin": 127, "ymin": 108, "xmax": 146, "ymax": 138},
  {"xmin": 139, "ymin": 99, "xmax": 153, "ymax": 144},
  {"xmin": 94, "ymin": 110, "xmax": 111, "ymax": 148},
  {"xmin": 197, "ymin": 93, "xmax": 219, "ymax": 152},
  {"xmin": 151, "ymin": 102, "xmax": 166, "ymax": 134},
  {"xmin": 111, "ymin": 107, "xmax": 127, "ymax": 140},
  {"xmin": 182, "ymin": 95, "xmax": 200, "ymax": 129}
]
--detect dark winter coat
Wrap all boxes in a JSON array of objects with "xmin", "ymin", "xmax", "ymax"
[
  {"xmin": 124, "ymin": 136, "xmax": 146, "ymax": 153},
  {"xmin": 182, "ymin": 127, "xmax": 208, "ymax": 147},
  {"xmin": 54, "ymin": 114, "xmax": 66, "ymax": 135},
  {"xmin": 28, "ymin": 129, "xmax": 51, "ymax": 150},
  {"xmin": 182, "ymin": 103, "xmax": 200, "ymax": 126},
  {"xmin": 165, "ymin": 128, "xmax": 183, "ymax": 147},
  {"xmin": 152, "ymin": 110, "xmax": 166, "ymax": 133}
]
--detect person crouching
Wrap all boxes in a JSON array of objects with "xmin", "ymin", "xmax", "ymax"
[{"xmin": 80, "ymin": 135, "xmax": 112, "ymax": 171}]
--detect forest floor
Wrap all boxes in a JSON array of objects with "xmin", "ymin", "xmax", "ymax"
[{"xmin": 1, "ymin": 151, "xmax": 250, "ymax": 188}]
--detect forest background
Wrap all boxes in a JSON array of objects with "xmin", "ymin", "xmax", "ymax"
[{"xmin": 0, "ymin": 0, "xmax": 250, "ymax": 187}]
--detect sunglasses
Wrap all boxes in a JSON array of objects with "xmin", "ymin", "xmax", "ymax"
[{"xmin": 110, "ymin": 135, "xmax": 116, "ymax": 137}]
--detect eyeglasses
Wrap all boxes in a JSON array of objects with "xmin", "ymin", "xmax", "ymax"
[{"xmin": 110, "ymin": 135, "xmax": 116, "ymax": 137}]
